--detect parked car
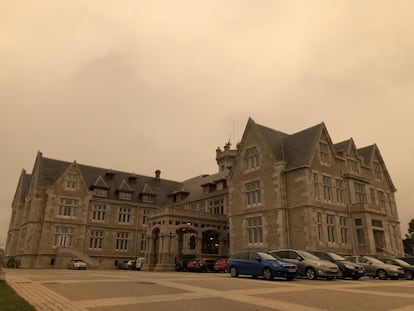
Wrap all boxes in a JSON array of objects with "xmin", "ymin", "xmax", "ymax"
[
  {"xmin": 225, "ymin": 251, "xmax": 297, "ymax": 281},
  {"xmin": 380, "ymin": 258, "xmax": 414, "ymax": 280},
  {"xmin": 213, "ymin": 258, "xmax": 228, "ymax": 272},
  {"xmin": 175, "ymin": 259, "xmax": 192, "ymax": 272},
  {"xmin": 398, "ymin": 256, "xmax": 414, "ymax": 266},
  {"xmin": 185, "ymin": 258, "xmax": 216, "ymax": 272},
  {"xmin": 117, "ymin": 257, "xmax": 144, "ymax": 270},
  {"xmin": 186, "ymin": 258, "xmax": 199, "ymax": 272},
  {"xmin": 194, "ymin": 258, "xmax": 217, "ymax": 272},
  {"xmin": 270, "ymin": 249, "xmax": 339, "ymax": 280},
  {"xmin": 346, "ymin": 255, "xmax": 404, "ymax": 280},
  {"xmin": 309, "ymin": 251, "xmax": 365, "ymax": 280},
  {"xmin": 68, "ymin": 258, "xmax": 87, "ymax": 270}
]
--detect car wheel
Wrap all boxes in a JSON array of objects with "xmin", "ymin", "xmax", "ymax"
[
  {"xmin": 306, "ymin": 267, "xmax": 316, "ymax": 280},
  {"xmin": 230, "ymin": 267, "xmax": 238, "ymax": 277},
  {"xmin": 263, "ymin": 268, "xmax": 273, "ymax": 281},
  {"xmin": 326, "ymin": 276, "xmax": 334, "ymax": 280},
  {"xmin": 405, "ymin": 271, "xmax": 413, "ymax": 280},
  {"xmin": 376, "ymin": 269, "xmax": 387, "ymax": 280}
]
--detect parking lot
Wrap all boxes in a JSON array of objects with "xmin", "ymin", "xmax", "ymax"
[{"xmin": 4, "ymin": 268, "xmax": 414, "ymax": 311}]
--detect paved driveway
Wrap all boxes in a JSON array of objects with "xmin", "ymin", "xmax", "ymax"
[{"xmin": 5, "ymin": 269, "xmax": 414, "ymax": 311}]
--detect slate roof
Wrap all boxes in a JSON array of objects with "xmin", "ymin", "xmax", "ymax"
[
  {"xmin": 357, "ymin": 145, "xmax": 376, "ymax": 166},
  {"xmin": 280, "ymin": 123, "xmax": 324, "ymax": 169},
  {"xmin": 34, "ymin": 154, "xmax": 183, "ymax": 206},
  {"xmin": 254, "ymin": 123, "xmax": 287, "ymax": 162}
]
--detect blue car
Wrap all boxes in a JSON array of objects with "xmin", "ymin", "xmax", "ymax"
[{"xmin": 225, "ymin": 251, "xmax": 297, "ymax": 281}]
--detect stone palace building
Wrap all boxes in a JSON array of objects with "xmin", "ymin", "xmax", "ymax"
[{"xmin": 5, "ymin": 118, "xmax": 404, "ymax": 270}]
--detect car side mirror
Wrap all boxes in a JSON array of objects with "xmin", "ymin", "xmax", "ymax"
[
  {"xmin": 256, "ymin": 257, "xmax": 262, "ymax": 262},
  {"xmin": 297, "ymin": 256, "xmax": 303, "ymax": 261}
]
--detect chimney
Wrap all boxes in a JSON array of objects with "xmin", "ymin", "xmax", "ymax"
[{"xmin": 155, "ymin": 170, "xmax": 161, "ymax": 183}]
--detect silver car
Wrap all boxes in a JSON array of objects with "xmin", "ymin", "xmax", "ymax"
[
  {"xmin": 270, "ymin": 249, "xmax": 339, "ymax": 280},
  {"xmin": 346, "ymin": 255, "xmax": 404, "ymax": 280}
]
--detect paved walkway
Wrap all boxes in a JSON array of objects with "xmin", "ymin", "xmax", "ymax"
[{"xmin": 4, "ymin": 269, "xmax": 414, "ymax": 311}]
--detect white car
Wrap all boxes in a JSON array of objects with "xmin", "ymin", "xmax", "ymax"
[{"xmin": 68, "ymin": 258, "xmax": 87, "ymax": 270}]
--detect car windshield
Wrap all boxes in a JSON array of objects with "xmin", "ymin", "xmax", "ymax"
[
  {"xmin": 328, "ymin": 253, "xmax": 346, "ymax": 261},
  {"xmin": 258, "ymin": 252, "xmax": 279, "ymax": 260},
  {"xmin": 300, "ymin": 251, "xmax": 321, "ymax": 260},
  {"xmin": 393, "ymin": 259, "xmax": 409, "ymax": 266},
  {"xmin": 365, "ymin": 256, "xmax": 385, "ymax": 265}
]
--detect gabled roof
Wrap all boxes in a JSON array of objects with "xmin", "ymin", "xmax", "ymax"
[
  {"xmin": 254, "ymin": 122, "xmax": 288, "ymax": 161},
  {"xmin": 334, "ymin": 139, "xmax": 353, "ymax": 155},
  {"xmin": 358, "ymin": 145, "xmax": 376, "ymax": 166},
  {"xmin": 281, "ymin": 123, "xmax": 325, "ymax": 169}
]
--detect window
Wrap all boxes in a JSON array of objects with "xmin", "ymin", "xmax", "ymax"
[
  {"xmin": 247, "ymin": 217, "xmax": 263, "ymax": 244},
  {"xmin": 244, "ymin": 147, "xmax": 259, "ymax": 170},
  {"xmin": 377, "ymin": 191, "xmax": 385, "ymax": 208},
  {"xmin": 370, "ymin": 188, "xmax": 376, "ymax": 205},
  {"xmin": 319, "ymin": 142, "xmax": 330, "ymax": 164},
  {"xmin": 317, "ymin": 212, "xmax": 323, "ymax": 241},
  {"xmin": 92, "ymin": 203, "xmax": 106, "ymax": 221},
  {"xmin": 373, "ymin": 230, "xmax": 385, "ymax": 248},
  {"xmin": 340, "ymin": 217, "xmax": 348, "ymax": 244},
  {"xmin": 354, "ymin": 182, "xmax": 366, "ymax": 203},
  {"xmin": 371, "ymin": 219, "xmax": 383, "ymax": 227},
  {"xmin": 373, "ymin": 162, "xmax": 382, "ymax": 180},
  {"xmin": 322, "ymin": 176, "xmax": 332, "ymax": 201},
  {"xmin": 209, "ymin": 198, "xmax": 224, "ymax": 214},
  {"xmin": 119, "ymin": 192, "xmax": 132, "ymax": 201},
  {"xmin": 356, "ymin": 229, "xmax": 365, "ymax": 244},
  {"xmin": 347, "ymin": 159, "xmax": 359, "ymax": 174},
  {"xmin": 335, "ymin": 179, "xmax": 345, "ymax": 204},
  {"xmin": 118, "ymin": 207, "xmax": 131, "ymax": 223},
  {"xmin": 326, "ymin": 215, "xmax": 335, "ymax": 243},
  {"xmin": 53, "ymin": 226, "xmax": 74, "ymax": 247},
  {"xmin": 94, "ymin": 188, "xmax": 108, "ymax": 198},
  {"xmin": 115, "ymin": 232, "xmax": 129, "ymax": 251},
  {"xmin": 58, "ymin": 198, "xmax": 78, "ymax": 217},
  {"xmin": 89, "ymin": 230, "xmax": 103, "ymax": 250},
  {"xmin": 65, "ymin": 173, "xmax": 78, "ymax": 190},
  {"xmin": 354, "ymin": 218, "xmax": 363, "ymax": 226},
  {"xmin": 140, "ymin": 233, "xmax": 147, "ymax": 251},
  {"xmin": 354, "ymin": 218, "xmax": 365, "ymax": 244},
  {"xmin": 313, "ymin": 173, "xmax": 320, "ymax": 199},
  {"xmin": 245, "ymin": 180, "xmax": 261, "ymax": 206},
  {"xmin": 142, "ymin": 209, "xmax": 149, "ymax": 225},
  {"xmin": 142, "ymin": 194, "xmax": 155, "ymax": 203}
]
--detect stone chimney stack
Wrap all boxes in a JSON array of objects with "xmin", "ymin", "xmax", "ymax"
[{"xmin": 155, "ymin": 170, "xmax": 161, "ymax": 183}]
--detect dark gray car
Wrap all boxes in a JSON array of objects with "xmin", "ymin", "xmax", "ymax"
[
  {"xmin": 346, "ymin": 255, "xmax": 404, "ymax": 280},
  {"xmin": 270, "ymin": 249, "xmax": 339, "ymax": 280}
]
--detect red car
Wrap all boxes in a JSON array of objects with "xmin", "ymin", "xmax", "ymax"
[{"xmin": 213, "ymin": 258, "xmax": 228, "ymax": 272}]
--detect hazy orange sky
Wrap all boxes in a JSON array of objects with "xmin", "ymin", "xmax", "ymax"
[{"xmin": 1, "ymin": 1, "xmax": 414, "ymax": 247}]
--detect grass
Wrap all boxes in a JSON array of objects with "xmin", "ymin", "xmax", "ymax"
[{"xmin": 0, "ymin": 280, "xmax": 35, "ymax": 311}]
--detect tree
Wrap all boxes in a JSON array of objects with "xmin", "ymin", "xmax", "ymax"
[{"xmin": 403, "ymin": 219, "xmax": 414, "ymax": 255}]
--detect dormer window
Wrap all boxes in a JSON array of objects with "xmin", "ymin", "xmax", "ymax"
[
  {"xmin": 244, "ymin": 147, "xmax": 259, "ymax": 170},
  {"xmin": 119, "ymin": 191, "xmax": 132, "ymax": 201},
  {"xmin": 65, "ymin": 174, "xmax": 78, "ymax": 190},
  {"xmin": 142, "ymin": 194, "xmax": 155, "ymax": 203},
  {"xmin": 94, "ymin": 188, "xmax": 108, "ymax": 198},
  {"xmin": 373, "ymin": 162, "xmax": 382, "ymax": 180},
  {"xmin": 319, "ymin": 142, "xmax": 330, "ymax": 165},
  {"xmin": 347, "ymin": 159, "xmax": 359, "ymax": 174}
]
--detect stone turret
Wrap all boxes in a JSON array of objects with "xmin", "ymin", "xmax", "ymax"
[{"xmin": 215, "ymin": 142, "xmax": 237, "ymax": 173}]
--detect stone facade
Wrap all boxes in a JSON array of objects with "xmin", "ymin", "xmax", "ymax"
[{"xmin": 4, "ymin": 118, "xmax": 404, "ymax": 270}]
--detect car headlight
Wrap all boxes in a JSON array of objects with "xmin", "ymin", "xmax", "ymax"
[{"xmin": 344, "ymin": 264, "xmax": 354, "ymax": 270}]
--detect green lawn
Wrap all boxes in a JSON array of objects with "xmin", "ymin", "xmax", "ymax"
[{"xmin": 0, "ymin": 280, "xmax": 35, "ymax": 311}]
